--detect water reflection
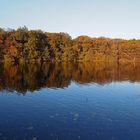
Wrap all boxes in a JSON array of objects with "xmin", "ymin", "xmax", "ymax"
[
  {"xmin": 0, "ymin": 62, "xmax": 140, "ymax": 93},
  {"xmin": 0, "ymin": 62, "xmax": 140, "ymax": 140}
]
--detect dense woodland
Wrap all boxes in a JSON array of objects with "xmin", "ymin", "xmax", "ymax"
[{"xmin": 0, "ymin": 27, "xmax": 140, "ymax": 63}]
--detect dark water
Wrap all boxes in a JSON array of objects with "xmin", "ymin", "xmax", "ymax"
[{"xmin": 0, "ymin": 62, "xmax": 140, "ymax": 140}]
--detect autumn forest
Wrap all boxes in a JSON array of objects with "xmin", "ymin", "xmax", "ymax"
[{"xmin": 0, "ymin": 27, "xmax": 140, "ymax": 63}]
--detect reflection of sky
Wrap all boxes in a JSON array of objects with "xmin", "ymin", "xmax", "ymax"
[
  {"xmin": 0, "ymin": 82, "xmax": 140, "ymax": 139},
  {"xmin": 0, "ymin": 0, "xmax": 140, "ymax": 39}
]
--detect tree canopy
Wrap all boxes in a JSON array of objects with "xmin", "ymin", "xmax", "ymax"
[{"xmin": 0, "ymin": 27, "xmax": 140, "ymax": 63}]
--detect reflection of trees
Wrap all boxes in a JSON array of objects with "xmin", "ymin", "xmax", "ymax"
[{"xmin": 0, "ymin": 62, "xmax": 140, "ymax": 94}]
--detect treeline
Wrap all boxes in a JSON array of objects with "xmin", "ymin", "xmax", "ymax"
[
  {"xmin": 0, "ymin": 62, "xmax": 140, "ymax": 94},
  {"xmin": 0, "ymin": 27, "xmax": 140, "ymax": 63}
]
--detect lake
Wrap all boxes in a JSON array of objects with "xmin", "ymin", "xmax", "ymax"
[{"xmin": 0, "ymin": 62, "xmax": 140, "ymax": 140}]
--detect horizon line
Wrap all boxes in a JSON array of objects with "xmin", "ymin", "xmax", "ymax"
[{"xmin": 1, "ymin": 26, "xmax": 139, "ymax": 41}]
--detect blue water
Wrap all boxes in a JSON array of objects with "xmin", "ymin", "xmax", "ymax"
[{"xmin": 0, "ymin": 81, "xmax": 140, "ymax": 140}]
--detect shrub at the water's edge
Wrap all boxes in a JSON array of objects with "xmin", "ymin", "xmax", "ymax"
[
  {"xmin": 0, "ymin": 62, "xmax": 140, "ymax": 94},
  {"xmin": 1, "ymin": 27, "xmax": 140, "ymax": 63}
]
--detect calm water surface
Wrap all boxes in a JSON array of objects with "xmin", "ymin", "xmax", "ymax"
[{"xmin": 0, "ymin": 62, "xmax": 140, "ymax": 140}]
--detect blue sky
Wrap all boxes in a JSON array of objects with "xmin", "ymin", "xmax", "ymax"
[{"xmin": 0, "ymin": 0, "xmax": 140, "ymax": 39}]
